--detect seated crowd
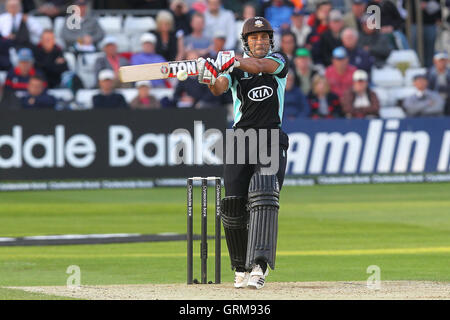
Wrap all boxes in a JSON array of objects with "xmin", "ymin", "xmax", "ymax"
[{"xmin": 0, "ymin": 0, "xmax": 448, "ymax": 118}]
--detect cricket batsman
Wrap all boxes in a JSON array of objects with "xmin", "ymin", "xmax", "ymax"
[{"xmin": 196, "ymin": 17, "xmax": 290, "ymax": 289}]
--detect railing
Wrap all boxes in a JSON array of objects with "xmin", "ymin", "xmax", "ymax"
[{"xmin": 92, "ymin": 9, "xmax": 160, "ymax": 17}]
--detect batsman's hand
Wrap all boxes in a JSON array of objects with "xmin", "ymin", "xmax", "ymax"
[
  {"xmin": 197, "ymin": 57, "xmax": 219, "ymax": 85},
  {"xmin": 216, "ymin": 50, "xmax": 240, "ymax": 74}
]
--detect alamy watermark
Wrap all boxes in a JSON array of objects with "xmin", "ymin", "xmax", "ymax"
[
  {"xmin": 66, "ymin": 5, "xmax": 81, "ymax": 30},
  {"xmin": 169, "ymin": 121, "xmax": 281, "ymax": 175},
  {"xmin": 366, "ymin": 5, "xmax": 381, "ymax": 30},
  {"xmin": 66, "ymin": 265, "xmax": 81, "ymax": 288},
  {"xmin": 366, "ymin": 265, "xmax": 381, "ymax": 290}
]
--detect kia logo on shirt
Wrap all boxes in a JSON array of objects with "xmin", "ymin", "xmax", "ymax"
[{"xmin": 248, "ymin": 86, "xmax": 273, "ymax": 101}]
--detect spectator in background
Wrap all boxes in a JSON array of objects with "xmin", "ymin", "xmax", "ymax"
[
  {"xmin": 0, "ymin": 0, "xmax": 43, "ymax": 48},
  {"xmin": 289, "ymin": 9, "xmax": 310, "ymax": 48},
  {"xmin": 265, "ymin": 0, "xmax": 294, "ymax": 32},
  {"xmin": 343, "ymin": 0, "xmax": 366, "ymax": 32},
  {"xmin": 130, "ymin": 80, "xmax": 160, "ymax": 109},
  {"xmin": 170, "ymin": 0, "xmax": 192, "ymax": 36},
  {"xmin": 173, "ymin": 50, "xmax": 231, "ymax": 108},
  {"xmin": 403, "ymin": 73, "xmax": 444, "ymax": 117},
  {"xmin": 37, "ymin": 1, "xmax": 71, "ymax": 19},
  {"xmin": 93, "ymin": 69, "xmax": 128, "ymax": 109},
  {"xmin": 313, "ymin": 9, "xmax": 344, "ymax": 66},
  {"xmin": 325, "ymin": 46, "xmax": 357, "ymax": 98},
  {"xmin": 5, "ymin": 48, "xmax": 46, "ymax": 98},
  {"xmin": 366, "ymin": 0, "xmax": 404, "ymax": 31},
  {"xmin": 33, "ymin": 29, "xmax": 68, "ymax": 88},
  {"xmin": 131, "ymin": 33, "xmax": 167, "ymax": 88},
  {"xmin": 427, "ymin": 52, "xmax": 450, "ymax": 115},
  {"xmin": 305, "ymin": 0, "xmax": 332, "ymax": 49},
  {"xmin": 341, "ymin": 28, "xmax": 373, "ymax": 74},
  {"xmin": 0, "ymin": 35, "xmax": 13, "ymax": 70},
  {"xmin": 190, "ymin": 0, "xmax": 207, "ymax": 13},
  {"xmin": 184, "ymin": 12, "xmax": 211, "ymax": 56},
  {"xmin": 446, "ymin": 1, "xmax": 450, "ymax": 54},
  {"xmin": 129, "ymin": 0, "xmax": 168, "ymax": 9},
  {"xmin": 358, "ymin": 14, "xmax": 393, "ymax": 68},
  {"xmin": 367, "ymin": 0, "xmax": 408, "ymax": 50},
  {"xmin": 204, "ymin": 0, "xmax": 236, "ymax": 50},
  {"xmin": 239, "ymin": 3, "xmax": 257, "ymax": 24},
  {"xmin": 284, "ymin": 70, "xmax": 310, "ymax": 120},
  {"xmin": 308, "ymin": 74, "xmax": 342, "ymax": 119},
  {"xmin": 223, "ymin": 0, "xmax": 258, "ymax": 15},
  {"xmin": 61, "ymin": 0, "xmax": 104, "ymax": 51},
  {"xmin": 280, "ymin": 31, "xmax": 297, "ymax": 65},
  {"xmin": 94, "ymin": 36, "xmax": 128, "ymax": 86},
  {"xmin": 235, "ymin": 3, "xmax": 256, "ymax": 54},
  {"xmin": 154, "ymin": 9, "xmax": 184, "ymax": 62},
  {"xmin": 404, "ymin": 0, "xmax": 442, "ymax": 67},
  {"xmin": 16, "ymin": 0, "xmax": 35, "ymax": 13},
  {"xmin": 330, "ymin": 0, "xmax": 349, "ymax": 9},
  {"xmin": 293, "ymin": 47, "xmax": 318, "ymax": 95},
  {"xmin": 207, "ymin": 30, "xmax": 226, "ymax": 59},
  {"xmin": 341, "ymin": 69, "xmax": 380, "ymax": 118},
  {"xmin": 20, "ymin": 75, "xmax": 56, "ymax": 109},
  {"xmin": 237, "ymin": 4, "xmax": 257, "ymax": 26},
  {"xmin": 173, "ymin": 74, "xmax": 229, "ymax": 108}
]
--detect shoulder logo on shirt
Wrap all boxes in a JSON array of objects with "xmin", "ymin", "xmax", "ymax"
[
  {"xmin": 248, "ymin": 85, "xmax": 273, "ymax": 102},
  {"xmin": 270, "ymin": 53, "xmax": 286, "ymax": 64}
]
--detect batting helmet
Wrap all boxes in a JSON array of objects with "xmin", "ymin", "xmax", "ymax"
[{"xmin": 240, "ymin": 17, "xmax": 274, "ymax": 57}]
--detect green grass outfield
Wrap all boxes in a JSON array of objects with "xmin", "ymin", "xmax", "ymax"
[{"xmin": 0, "ymin": 183, "xmax": 449, "ymax": 299}]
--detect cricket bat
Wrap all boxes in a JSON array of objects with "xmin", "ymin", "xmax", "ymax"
[{"xmin": 119, "ymin": 60, "xmax": 199, "ymax": 83}]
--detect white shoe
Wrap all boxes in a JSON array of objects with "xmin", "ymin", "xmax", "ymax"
[
  {"xmin": 234, "ymin": 271, "xmax": 250, "ymax": 288},
  {"xmin": 247, "ymin": 264, "xmax": 269, "ymax": 290}
]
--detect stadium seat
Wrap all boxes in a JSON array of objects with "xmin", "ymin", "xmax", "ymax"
[
  {"xmin": 77, "ymin": 52, "xmax": 103, "ymax": 71},
  {"xmin": 379, "ymin": 106, "xmax": 406, "ymax": 119},
  {"xmin": 123, "ymin": 15, "xmax": 156, "ymax": 34},
  {"xmin": 75, "ymin": 89, "xmax": 99, "ymax": 109},
  {"xmin": 117, "ymin": 88, "xmax": 138, "ymax": 103},
  {"xmin": 74, "ymin": 88, "xmax": 172, "ymax": 109},
  {"xmin": 371, "ymin": 67, "xmax": 403, "ymax": 88},
  {"xmin": 235, "ymin": 20, "xmax": 244, "ymax": 45},
  {"xmin": 386, "ymin": 50, "xmax": 421, "ymax": 69},
  {"xmin": 119, "ymin": 88, "xmax": 175, "ymax": 103},
  {"xmin": 31, "ymin": 15, "xmax": 53, "ymax": 30},
  {"xmin": 77, "ymin": 52, "xmax": 104, "ymax": 89},
  {"xmin": 9, "ymin": 47, "xmax": 18, "ymax": 66},
  {"xmin": 404, "ymin": 68, "xmax": 427, "ymax": 86},
  {"xmin": 53, "ymin": 16, "xmax": 67, "ymax": 49},
  {"xmin": 110, "ymin": 33, "xmax": 130, "ymax": 53},
  {"xmin": 371, "ymin": 86, "xmax": 390, "ymax": 108},
  {"xmin": 130, "ymin": 33, "xmax": 145, "ymax": 53},
  {"xmin": 151, "ymin": 88, "xmax": 175, "ymax": 101},
  {"xmin": 118, "ymin": 88, "xmax": 176, "ymax": 103},
  {"xmin": 53, "ymin": 16, "xmax": 66, "ymax": 39},
  {"xmin": 390, "ymin": 86, "xmax": 416, "ymax": 106},
  {"xmin": 55, "ymin": 38, "xmax": 66, "ymax": 50},
  {"xmin": 77, "ymin": 72, "xmax": 97, "ymax": 90},
  {"xmin": 0, "ymin": 71, "xmax": 7, "ymax": 85},
  {"xmin": 98, "ymin": 16, "xmax": 123, "ymax": 34},
  {"xmin": 63, "ymin": 52, "xmax": 77, "ymax": 71},
  {"xmin": 47, "ymin": 89, "xmax": 74, "ymax": 102}
]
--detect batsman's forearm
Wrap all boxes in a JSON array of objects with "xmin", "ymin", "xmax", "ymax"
[
  {"xmin": 236, "ymin": 57, "xmax": 266, "ymax": 74},
  {"xmin": 208, "ymin": 76, "xmax": 229, "ymax": 96}
]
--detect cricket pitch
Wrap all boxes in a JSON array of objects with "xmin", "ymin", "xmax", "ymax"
[{"xmin": 7, "ymin": 281, "xmax": 450, "ymax": 300}]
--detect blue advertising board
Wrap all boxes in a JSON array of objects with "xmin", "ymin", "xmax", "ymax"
[{"xmin": 283, "ymin": 118, "xmax": 450, "ymax": 175}]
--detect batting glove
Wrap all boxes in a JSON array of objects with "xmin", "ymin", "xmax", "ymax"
[
  {"xmin": 197, "ymin": 57, "xmax": 219, "ymax": 85},
  {"xmin": 216, "ymin": 50, "xmax": 240, "ymax": 74}
]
